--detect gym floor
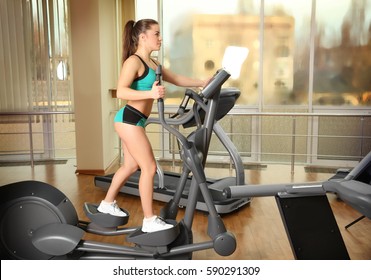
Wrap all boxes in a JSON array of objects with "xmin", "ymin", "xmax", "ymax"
[{"xmin": 0, "ymin": 160, "xmax": 370, "ymax": 260}]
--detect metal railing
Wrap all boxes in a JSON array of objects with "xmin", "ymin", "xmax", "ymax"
[
  {"xmin": 1, "ymin": 110, "xmax": 370, "ymax": 172},
  {"xmin": 148, "ymin": 110, "xmax": 371, "ymax": 173},
  {"xmin": 0, "ymin": 111, "xmax": 75, "ymax": 167},
  {"xmin": 240, "ymin": 111, "xmax": 369, "ymax": 172}
]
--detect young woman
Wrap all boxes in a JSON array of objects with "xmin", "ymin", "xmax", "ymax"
[{"xmin": 97, "ymin": 19, "xmax": 209, "ymax": 233}]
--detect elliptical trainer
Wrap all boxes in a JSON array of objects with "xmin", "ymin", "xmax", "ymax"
[{"xmin": 0, "ymin": 67, "xmax": 237, "ymax": 260}]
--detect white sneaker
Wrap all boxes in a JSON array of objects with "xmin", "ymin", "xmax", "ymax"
[
  {"xmin": 142, "ymin": 216, "xmax": 174, "ymax": 233},
  {"xmin": 97, "ymin": 200, "xmax": 127, "ymax": 217}
]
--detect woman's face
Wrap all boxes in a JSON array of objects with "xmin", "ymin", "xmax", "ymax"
[{"xmin": 142, "ymin": 24, "xmax": 162, "ymax": 51}]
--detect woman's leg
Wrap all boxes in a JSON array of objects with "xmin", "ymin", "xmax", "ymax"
[
  {"xmin": 114, "ymin": 122, "xmax": 157, "ymax": 218},
  {"xmin": 97, "ymin": 131, "xmax": 139, "ymax": 216},
  {"xmin": 101, "ymin": 122, "xmax": 173, "ymax": 231},
  {"xmin": 103, "ymin": 140, "xmax": 139, "ymax": 203}
]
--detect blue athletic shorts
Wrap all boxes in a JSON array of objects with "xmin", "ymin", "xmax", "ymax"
[{"xmin": 114, "ymin": 105, "xmax": 148, "ymax": 128}]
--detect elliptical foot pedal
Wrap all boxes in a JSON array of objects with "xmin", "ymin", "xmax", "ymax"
[
  {"xmin": 127, "ymin": 220, "xmax": 179, "ymax": 246},
  {"xmin": 83, "ymin": 203, "xmax": 129, "ymax": 227}
]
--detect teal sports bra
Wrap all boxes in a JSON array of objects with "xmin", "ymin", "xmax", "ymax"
[{"xmin": 130, "ymin": 54, "xmax": 157, "ymax": 91}]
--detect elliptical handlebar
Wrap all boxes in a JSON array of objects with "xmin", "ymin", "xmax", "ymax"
[
  {"xmin": 151, "ymin": 67, "xmax": 230, "ymax": 121},
  {"xmin": 171, "ymin": 89, "xmax": 194, "ymax": 118},
  {"xmin": 156, "ymin": 65, "xmax": 191, "ymax": 149},
  {"xmin": 200, "ymin": 68, "xmax": 230, "ymax": 99},
  {"xmin": 154, "ymin": 67, "xmax": 231, "ymax": 149},
  {"xmin": 223, "ymin": 182, "xmax": 326, "ymax": 199}
]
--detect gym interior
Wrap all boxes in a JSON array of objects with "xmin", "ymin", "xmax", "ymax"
[{"xmin": 0, "ymin": 0, "xmax": 371, "ymax": 261}]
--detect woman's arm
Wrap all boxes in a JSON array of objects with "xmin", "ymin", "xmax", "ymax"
[
  {"xmin": 116, "ymin": 56, "xmax": 165, "ymax": 100},
  {"xmin": 162, "ymin": 67, "xmax": 209, "ymax": 88}
]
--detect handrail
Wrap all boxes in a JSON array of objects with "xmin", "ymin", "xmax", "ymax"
[
  {"xmin": 0, "ymin": 111, "xmax": 75, "ymax": 168},
  {"xmin": 0, "ymin": 111, "xmax": 74, "ymax": 116},
  {"xmin": 4, "ymin": 109, "xmax": 368, "ymax": 118},
  {"xmin": 1, "ymin": 110, "xmax": 370, "ymax": 172},
  {"xmin": 148, "ymin": 109, "xmax": 370, "ymax": 173},
  {"xmin": 229, "ymin": 112, "xmax": 371, "ymax": 117},
  {"xmin": 153, "ymin": 106, "xmax": 371, "ymax": 118},
  {"xmin": 2, "ymin": 110, "xmax": 369, "ymax": 117}
]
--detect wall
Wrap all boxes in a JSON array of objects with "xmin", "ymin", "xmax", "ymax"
[{"xmin": 70, "ymin": 0, "xmax": 118, "ymax": 174}]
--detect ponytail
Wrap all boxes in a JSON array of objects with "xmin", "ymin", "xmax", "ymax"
[
  {"xmin": 121, "ymin": 19, "xmax": 159, "ymax": 64},
  {"xmin": 122, "ymin": 20, "xmax": 136, "ymax": 64}
]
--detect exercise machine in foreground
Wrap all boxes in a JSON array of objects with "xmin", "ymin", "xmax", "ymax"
[
  {"xmin": 0, "ymin": 68, "xmax": 238, "ymax": 260},
  {"xmin": 223, "ymin": 151, "xmax": 371, "ymax": 260},
  {"xmin": 94, "ymin": 72, "xmax": 250, "ymax": 214}
]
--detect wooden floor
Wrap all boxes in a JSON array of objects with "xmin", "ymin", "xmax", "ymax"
[{"xmin": 1, "ymin": 160, "xmax": 370, "ymax": 260}]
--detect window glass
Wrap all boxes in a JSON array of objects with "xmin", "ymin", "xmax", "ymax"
[
  {"xmin": 263, "ymin": 0, "xmax": 312, "ymax": 106},
  {"xmin": 162, "ymin": 0, "xmax": 260, "ymax": 105},
  {"xmin": 314, "ymin": 0, "xmax": 371, "ymax": 106},
  {"xmin": 26, "ymin": 0, "xmax": 72, "ymax": 111},
  {"xmin": 144, "ymin": 0, "xmax": 371, "ymax": 108},
  {"xmin": 0, "ymin": 0, "xmax": 74, "ymax": 163},
  {"xmin": 136, "ymin": 0, "xmax": 157, "ymax": 22}
]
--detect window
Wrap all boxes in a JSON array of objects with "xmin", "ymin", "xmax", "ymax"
[
  {"xmin": 135, "ymin": 0, "xmax": 371, "ymax": 165},
  {"xmin": 263, "ymin": 0, "xmax": 312, "ymax": 106},
  {"xmin": 161, "ymin": 0, "xmax": 258, "ymax": 105},
  {"xmin": 0, "ymin": 0, "xmax": 74, "ymax": 162},
  {"xmin": 0, "ymin": 0, "xmax": 72, "ymax": 112},
  {"xmin": 314, "ymin": 0, "xmax": 371, "ymax": 106}
]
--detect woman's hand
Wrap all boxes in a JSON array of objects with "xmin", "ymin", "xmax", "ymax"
[
  {"xmin": 151, "ymin": 81, "xmax": 166, "ymax": 99},
  {"xmin": 201, "ymin": 77, "xmax": 213, "ymax": 88}
]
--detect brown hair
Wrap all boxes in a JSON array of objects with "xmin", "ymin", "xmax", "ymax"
[{"xmin": 122, "ymin": 19, "xmax": 159, "ymax": 64}]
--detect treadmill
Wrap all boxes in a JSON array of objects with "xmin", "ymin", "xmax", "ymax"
[{"xmin": 95, "ymin": 71, "xmax": 250, "ymax": 214}]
